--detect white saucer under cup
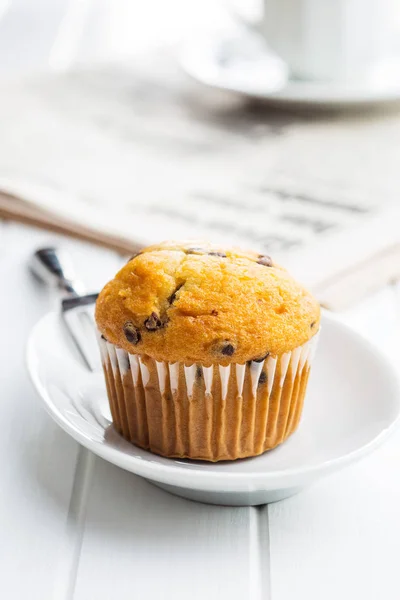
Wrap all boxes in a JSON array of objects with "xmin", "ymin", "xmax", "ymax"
[
  {"xmin": 27, "ymin": 311, "xmax": 400, "ymax": 506},
  {"xmin": 181, "ymin": 0, "xmax": 400, "ymax": 106}
]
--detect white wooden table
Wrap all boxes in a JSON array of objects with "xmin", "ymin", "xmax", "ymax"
[
  {"xmin": 1, "ymin": 1, "xmax": 400, "ymax": 598},
  {"xmin": 2, "ymin": 221, "xmax": 400, "ymax": 600}
]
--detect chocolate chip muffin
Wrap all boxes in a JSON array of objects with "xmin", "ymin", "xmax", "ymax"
[{"xmin": 96, "ymin": 241, "xmax": 320, "ymax": 461}]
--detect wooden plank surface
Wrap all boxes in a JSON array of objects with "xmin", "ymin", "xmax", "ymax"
[
  {"xmin": 74, "ymin": 459, "xmax": 269, "ymax": 600},
  {"xmin": 0, "ymin": 222, "xmax": 80, "ymax": 599},
  {"xmin": 0, "ymin": 222, "xmax": 123, "ymax": 599}
]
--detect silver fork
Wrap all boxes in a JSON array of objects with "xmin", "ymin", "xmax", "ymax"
[{"xmin": 30, "ymin": 247, "xmax": 100, "ymax": 372}]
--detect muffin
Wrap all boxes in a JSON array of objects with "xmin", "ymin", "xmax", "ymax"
[{"xmin": 95, "ymin": 241, "xmax": 320, "ymax": 461}]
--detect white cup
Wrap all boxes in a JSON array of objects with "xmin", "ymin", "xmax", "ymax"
[{"xmin": 231, "ymin": 0, "xmax": 399, "ymax": 82}]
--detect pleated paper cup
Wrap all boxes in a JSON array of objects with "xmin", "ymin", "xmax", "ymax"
[{"xmin": 97, "ymin": 332, "xmax": 319, "ymax": 462}]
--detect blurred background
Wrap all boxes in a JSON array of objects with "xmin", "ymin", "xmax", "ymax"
[
  {"xmin": 0, "ymin": 0, "xmax": 398, "ymax": 77},
  {"xmin": 0, "ymin": 0, "xmax": 226, "ymax": 74},
  {"xmin": 1, "ymin": 0, "xmax": 400, "ymax": 309}
]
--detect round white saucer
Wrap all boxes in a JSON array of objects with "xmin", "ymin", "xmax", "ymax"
[
  {"xmin": 27, "ymin": 311, "xmax": 400, "ymax": 506},
  {"xmin": 181, "ymin": 25, "xmax": 400, "ymax": 107}
]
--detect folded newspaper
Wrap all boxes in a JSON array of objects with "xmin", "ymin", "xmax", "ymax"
[{"xmin": 0, "ymin": 55, "xmax": 399, "ymax": 309}]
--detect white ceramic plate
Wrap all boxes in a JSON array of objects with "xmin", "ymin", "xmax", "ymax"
[
  {"xmin": 27, "ymin": 311, "xmax": 400, "ymax": 506},
  {"xmin": 181, "ymin": 25, "xmax": 400, "ymax": 107}
]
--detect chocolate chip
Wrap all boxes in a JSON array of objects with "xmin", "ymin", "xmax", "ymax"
[
  {"xmin": 211, "ymin": 309, "xmax": 218, "ymax": 316},
  {"xmin": 257, "ymin": 255, "xmax": 273, "ymax": 267},
  {"xmin": 186, "ymin": 247, "xmax": 205, "ymax": 255},
  {"xmin": 196, "ymin": 366, "xmax": 203, "ymax": 379},
  {"xmin": 209, "ymin": 251, "xmax": 226, "ymax": 257},
  {"xmin": 221, "ymin": 343, "xmax": 235, "ymax": 356},
  {"xmin": 169, "ymin": 283, "xmax": 184, "ymax": 304},
  {"xmin": 144, "ymin": 312, "xmax": 163, "ymax": 331},
  {"xmin": 258, "ymin": 371, "xmax": 267, "ymax": 386},
  {"xmin": 310, "ymin": 321, "xmax": 316, "ymax": 328},
  {"xmin": 253, "ymin": 352, "xmax": 269, "ymax": 363},
  {"xmin": 123, "ymin": 322, "xmax": 141, "ymax": 345}
]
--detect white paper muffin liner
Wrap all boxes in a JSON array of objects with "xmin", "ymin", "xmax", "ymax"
[{"xmin": 97, "ymin": 332, "xmax": 319, "ymax": 461}]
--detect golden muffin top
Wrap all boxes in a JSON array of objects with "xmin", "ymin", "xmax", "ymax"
[{"xmin": 95, "ymin": 241, "xmax": 320, "ymax": 364}]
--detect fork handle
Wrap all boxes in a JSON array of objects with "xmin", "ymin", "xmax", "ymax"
[{"xmin": 30, "ymin": 247, "xmax": 85, "ymax": 297}]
